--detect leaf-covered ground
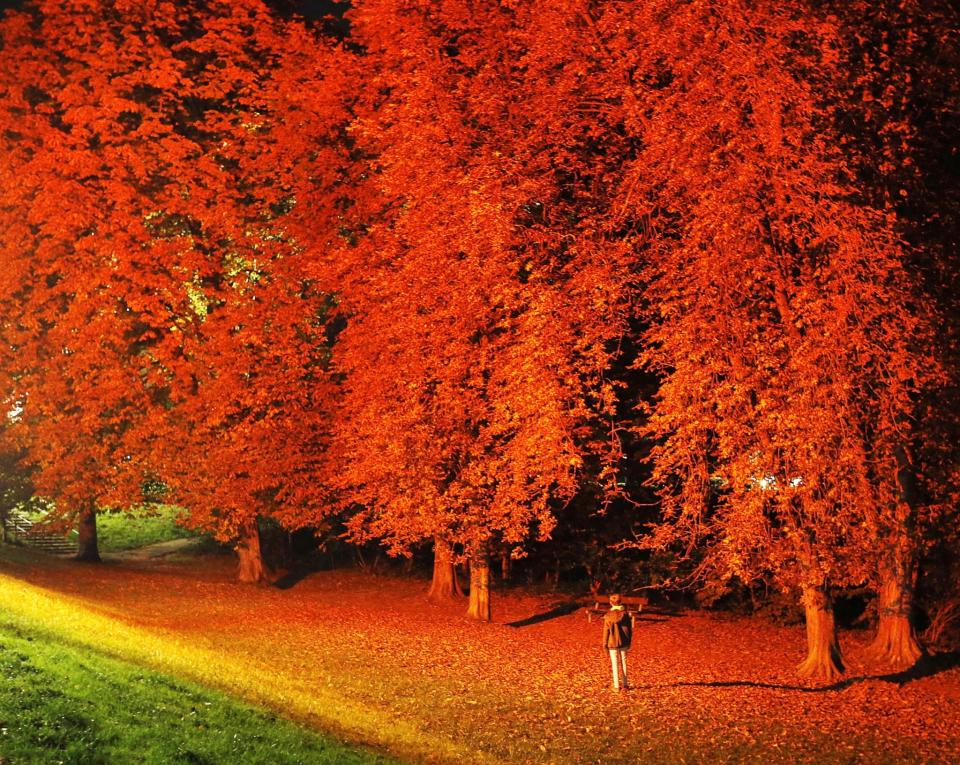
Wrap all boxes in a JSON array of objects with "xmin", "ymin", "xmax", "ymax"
[
  {"xmin": 0, "ymin": 617, "xmax": 395, "ymax": 765},
  {"xmin": 1, "ymin": 547, "xmax": 958, "ymax": 764}
]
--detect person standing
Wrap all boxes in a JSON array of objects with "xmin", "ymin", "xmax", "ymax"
[{"xmin": 602, "ymin": 593, "xmax": 633, "ymax": 691}]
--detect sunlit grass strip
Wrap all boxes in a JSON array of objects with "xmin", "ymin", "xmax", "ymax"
[
  {"xmin": 0, "ymin": 574, "xmax": 500, "ymax": 765},
  {"xmin": 0, "ymin": 619, "xmax": 392, "ymax": 764}
]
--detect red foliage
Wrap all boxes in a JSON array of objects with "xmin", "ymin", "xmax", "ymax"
[
  {"xmin": 0, "ymin": 1, "xmax": 351, "ymax": 570},
  {"xmin": 325, "ymin": 2, "xmax": 638, "ymax": 584},
  {"xmin": 1, "ymin": 0, "xmax": 957, "ymax": 666}
]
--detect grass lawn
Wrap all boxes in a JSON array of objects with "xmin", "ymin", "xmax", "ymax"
[
  {"xmin": 19, "ymin": 504, "xmax": 205, "ymax": 553},
  {"xmin": 96, "ymin": 506, "xmax": 202, "ymax": 553},
  {"xmin": 0, "ymin": 616, "xmax": 397, "ymax": 765}
]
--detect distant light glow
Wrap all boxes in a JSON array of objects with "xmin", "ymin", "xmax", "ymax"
[{"xmin": 6, "ymin": 398, "xmax": 23, "ymax": 421}]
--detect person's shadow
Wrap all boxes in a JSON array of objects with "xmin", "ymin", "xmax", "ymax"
[{"xmin": 645, "ymin": 650, "xmax": 960, "ymax": 692}]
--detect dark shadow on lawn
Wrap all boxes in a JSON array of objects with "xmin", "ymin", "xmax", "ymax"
[
  {"xmin": 643, "ymin": 650, "xmax": 960, "ymax": 693},
  {"xmin": 506, "ymin": 601, "xmax": 583, "ymax": 627},
  {"xmin": 272, "ymin": 567, "xmax": 318, "ymax": 590},
  {"xmin": 658, "ymin": 679, "xmax": 857, "ymax": 693},
  {"xmin": 875, "ymin": 650, "xmax": 960, "ymax": 685},
  {"xmin": 507, "ymin": 603, "xmax": 675, "ymax": 628}
]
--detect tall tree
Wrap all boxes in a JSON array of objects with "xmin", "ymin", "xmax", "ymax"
[
  {"xmin": 829, "ymin": 0, "xmax": 960, "ymax": 668},
  {"xmin": 0, "ymin": 0, "xmax": 214, "ymax": 558},
  {"xmin": 325, "ymin": 0, "xmax": 639, "ymax": 619},
  {"xmin": 0, "ymin": 0, "xmax": 351, "ymax": 575},
  {"xmin": 131, "ymin": 0, "xmax": 354, "ymax": 582},
  {"xmin": 620, "ymin": 0, "xmax": 938, "ymax": 680}
]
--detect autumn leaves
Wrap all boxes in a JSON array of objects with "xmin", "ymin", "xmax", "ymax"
[
  {"xmin": 0, "ymin": 0, "xmax": 954, "ymax": 682},
  {"xmin": 623, "ymin": 2, "xmax": 943, "ymax": 680}
]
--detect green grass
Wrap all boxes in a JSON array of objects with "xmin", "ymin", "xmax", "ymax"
[
  {"xmin": 96, "ymin": 506, "xmax": 201, "ymax": 553},
  {"xmin": 0, "ymin": 572, "xmax": 487, "ymax": 765},
  {"xmin": 0, "ymin": 618, "xmax": 397, "ymax": 765},
  {"xmin": 19, "ymin": 504, "xmax": 204, "ymax": 553}
]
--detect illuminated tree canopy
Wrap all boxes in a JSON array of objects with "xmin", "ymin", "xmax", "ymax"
[{"xmin": 1, "ymin": 0, "xmax": 957, "ymax": 678}]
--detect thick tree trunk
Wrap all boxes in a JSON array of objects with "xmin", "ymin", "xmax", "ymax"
[
  {"xmin": 797, "ymin": 584, "xmax": 844, "ymax": 681},
  {"xmin": 866, "ymin": 449, "xmax": 924, "ymax": 669},
  {"xmin": 427, "ymin": 537, "xmax": 463, "ymax": 601},
  {"xmin": 75, "ymin": 507, "xmax": 101, "ymax": 563},
  {"xmin": 867, "ymin": 552, "xmax": 923, "ymax": 669},
  {"xmin": 236, "ymin": 518, "xmax": 266, "ymax": 584},
  {"xmin": 544, "ymin": 558, "xmax": 560, "ymax": 588},
  {"xmin": 466, "ymin": 550, "xmax": 491, "ymax": 622}
]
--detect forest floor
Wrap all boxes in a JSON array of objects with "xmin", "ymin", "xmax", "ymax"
[{"xmin": 1, "ymin": 545, "xmax": 959, "ymax": 765}]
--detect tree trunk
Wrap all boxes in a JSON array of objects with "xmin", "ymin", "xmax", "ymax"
[
  {"xmin": 236, "ymin": 518, "xmax": 266, "ymax": 584},
  {"xmin": 500, "ymin": 551, "xmax": 511, "ymax": 582},
  {"xmin": 427, "ymin": 537, "xmax": 463, "ymax": 601},
  {"xmin": 867, "ymin": 551, "xmax": 923, "ymax": 669},
  {"xmin": 75, "ymin": 506, "xmax": 101, "ymax": 563},
  {"xmin": 797, "ymin": 584, "xmax": 844, "ymax": 681},
  {"xmin": 466, "ymin": 549, "xmax": 491, "ymax": 622},
  {"xmin": 543, "ymin": 556, "xmax": 561, "ymax": 588},
  {"xmin": 866, "ymin": 449, "xmax": 924, "ymax": 669}
]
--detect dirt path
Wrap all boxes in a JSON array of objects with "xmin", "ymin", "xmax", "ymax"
[
  {"xmin": 105, "ymin": 536, "xmax": 205, "ymax": 562},
  {"xmin": 2, "ymin": 548, "xmax": 958, "ymax": 764}
]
